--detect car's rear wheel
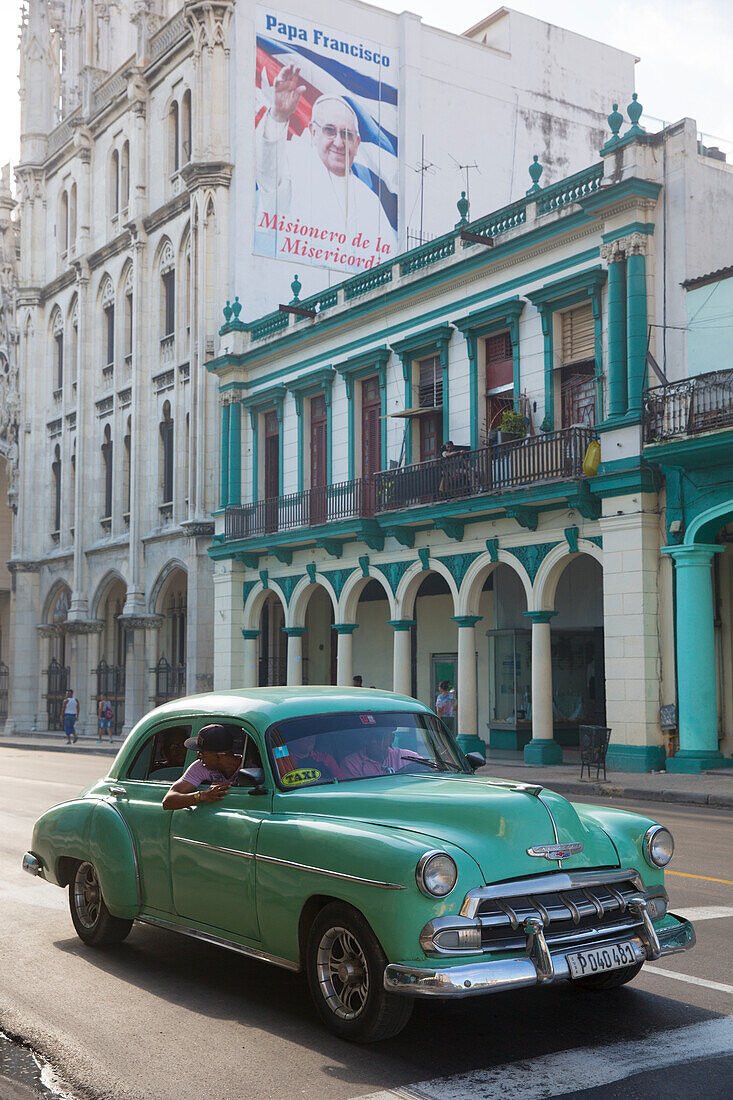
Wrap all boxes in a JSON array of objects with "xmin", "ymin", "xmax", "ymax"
[
  {"xmin": 69, "ymin": 861, "xmax": 133, "ymax": 946},
  {"xmin": 571, "ymin": 960, "xmax": 644, "ymax": 990},
  {"xmin": 305, "ymin": 902, "xmax": 413, "ymax": 1042}
]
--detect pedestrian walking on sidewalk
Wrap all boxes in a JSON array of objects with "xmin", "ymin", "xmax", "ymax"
[
  {"xmin": 63, "ymin": 689, "xmax": 79, "ymax": 744},
  {"xmin": 97, "ymin": 696, "xmax": 114, "ymax": 741},
  {"xmin": 435, "ymin": 680, "xmax": 456, "ymax": 735}
]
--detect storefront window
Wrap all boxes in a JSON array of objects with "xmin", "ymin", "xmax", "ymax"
[{"xmin": 487, "ymin": 628, "xmax": 604, "ymax": 731}]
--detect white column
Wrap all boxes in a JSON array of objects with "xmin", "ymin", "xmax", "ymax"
[
  {"xmin": 36, "ymin": 627, "xmax": 53, "ymax": 732},
  {"xmin": 523, "ymin": 611, "xmax": 561, "ymax": 764},
  {"xmin": 211, "ymin": 558, "xmax": 246, "ymax": 690},
  {"xmin": 390, "ymin": 620, "xmax": 414, "ymax": 696},
  {"xmin": 333, "ymin": 624, "xmax": 358, "ymax": 686},
  {"xmin": 285, "ymin": 628, "xmax": 305, "ymax": 686},
  {"xmin": 452, "ymin": 616, "xmax": 481, "ymax": 752},
  {"xmin": 242, "ymin": 631, "xmax": 259, "ymax": 689}
]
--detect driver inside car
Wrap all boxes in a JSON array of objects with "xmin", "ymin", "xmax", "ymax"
[{"xmin": 341, "ymin": 728, "xmax": 419, "ymax": 779}]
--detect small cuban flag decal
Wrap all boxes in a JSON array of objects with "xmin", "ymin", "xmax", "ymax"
[
  {"xmin": 359, "ymin": 714, "xmax": 376, "ymax": 724},
  {"xmin": 273, "ymin": 744, "xmax": 290, "ymax": 759}
]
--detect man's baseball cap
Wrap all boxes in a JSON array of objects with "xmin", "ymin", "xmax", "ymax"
[{"xmin": 184, "ymin": 724, "xmax": 236, "ymax": 752}]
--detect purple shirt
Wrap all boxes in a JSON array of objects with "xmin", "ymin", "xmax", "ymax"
[
  {"xmin": 181, "ymin": 757, "xmax": 242, "ymax": 787},
  {"xmin": 341, "ymin": 746, "xmax": 419, "ymax": 779}
]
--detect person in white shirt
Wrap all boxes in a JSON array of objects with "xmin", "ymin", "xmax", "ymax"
[
  {"xmin": 63, "ymin": 689, "xmax": 79, "ymax": 744},
  {"xmin": 256, "ymin": 64, "xmax": 388, "ymax": 249}
]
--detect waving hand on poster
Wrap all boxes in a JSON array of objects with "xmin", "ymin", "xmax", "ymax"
[{"xmin": 254, "ymin": 10, "xmax": 399, "ymax": 273}]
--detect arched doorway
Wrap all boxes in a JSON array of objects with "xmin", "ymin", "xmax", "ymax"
[
  {"xmin": 352, "ymin": 579, "xmax": 391, "ymax": 689},
  {"xmin": 43, "ymin": 584, "xmax": 71, "ymax": 730},
  {"xmin": 303, "ymin": 585, "xmax": 335, "ymax": 685},
  {"xmin": 94, "ymin": 576, "xmax": 127, "ymax": 737},
  {"xmin": 412, "ymin": 571, "xmax": 456, "ymax": 714},
  {"xmin": 258, "ymin": 591, "xmax": 286, "ymax": 685},
  {"xmin": 152, "ymin": 565, "xmax": 188, "ymax": 704},
  {"xmin": 485, "ymin": 563, "xmax": 529, "ymax": 750}
]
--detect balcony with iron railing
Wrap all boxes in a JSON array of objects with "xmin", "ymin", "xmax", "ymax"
[
  {"xmin": 223, "ymin": 426, "xmax": 595, "ymax": 543},
  {"xmin": 644, "ymin": 368, "xmax": 733, "ymax": 444}
]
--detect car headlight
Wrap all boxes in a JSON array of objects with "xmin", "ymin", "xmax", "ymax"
[
  {"xmin": 416, "ymin": 850, "xmax": 457, "ymax": 897},
  {"xmin": 643, "ymin": 825, "xmax": 674, "ymax": 868}
]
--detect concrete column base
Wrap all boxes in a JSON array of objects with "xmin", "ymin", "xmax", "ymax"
[
  {"xmin": 605, "ymin": 744, "xmax": 666, "ymax": 773},
  {"xmin": 456, "ymin": 733, "xmax": 486, "ymax": 759},
  {"xmin": 523, "ymin": 738, "xmax": 562, "ymax": 765},
  {"xmin": 666, "ymin": 749, "xmax": 733, "ymax": 774}
]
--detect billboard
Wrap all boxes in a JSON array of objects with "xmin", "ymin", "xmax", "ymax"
[{"xmin": 254, "ymin": 8, "xmax": 399, "ymax": 274}]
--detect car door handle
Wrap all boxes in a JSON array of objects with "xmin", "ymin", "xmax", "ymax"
[{"xmin": 108, "ymin": 786, "xmax": 127, "ymax": 797}]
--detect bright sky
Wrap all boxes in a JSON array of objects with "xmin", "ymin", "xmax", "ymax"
[{"xmin": 0, "ymin": 0, "xmax": 729, "ymax": 174}]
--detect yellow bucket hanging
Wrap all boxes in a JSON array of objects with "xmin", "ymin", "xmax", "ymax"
[{"xmin": 582, "ymin": 439, "xmax": 601, "ymax": 477}]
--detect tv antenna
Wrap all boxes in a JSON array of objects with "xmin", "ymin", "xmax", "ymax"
[
  {"xmin": 411, "ymin": 135, "xmax": 438, "ymax": 245},
  {"xmin": 449, "ymin": 154, "xmax": 480, "ymax": 210}
]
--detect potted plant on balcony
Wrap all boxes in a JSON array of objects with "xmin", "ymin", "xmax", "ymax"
[{"xmin": 497, "ymin": 408, "xmax": 528, "ymax": 443}]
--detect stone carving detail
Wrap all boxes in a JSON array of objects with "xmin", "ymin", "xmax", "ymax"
[
  {"xmin": 321, "ymin": 568, "xmax": 353, "ymax": 601},
  {"xmin": 185, "ymin": 1, "xmax": 234, "ymax": 54},
  {"xmin": 436, "ymin": 552, "xmax": 481, "ymax": 589},
  {"xmin": 506, "ymin": 542, "xmax": 560, "ymax": 584},
  {"xmin": 277, "ymin": 573, "xmax": 306, "ymax": 605},
  {"xmin": 380, "ymin": 559, "xmax": 413, "ymax": 597}
]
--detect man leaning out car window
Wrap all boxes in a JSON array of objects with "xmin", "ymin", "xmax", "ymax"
[{"xmin": 162, "ymin": 724, "xmax": 243, "ymax": 810}]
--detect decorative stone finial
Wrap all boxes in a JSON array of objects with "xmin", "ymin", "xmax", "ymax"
[
  {"xmin": 455, "ymin": 190, "xmax": 470, "ymax": 227},
  {"xmin": 222, "ymin": 300, "xmax": 233, "ymax": 323},
  {"xmin": 290, "ymin": 274, "xmax": 302, "ymax": 304},
  {"xmin": 231, "ymin": 296, "xmax": 242, "ymax": 320},
  {"xmin": 526, "ymin": 155, "xmax": 543, "ymax": 195},
  {"xmin": 607, "ymin": 103, "xmax": 623, "ymax": 143},
  {"xmin": 626, "ymin": 92, "xmax": 645, "ymax": 136}
]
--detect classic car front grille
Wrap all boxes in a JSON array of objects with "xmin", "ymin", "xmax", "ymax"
[{"xmin": 475, "ymin": 876, "xmax": 643, "ymax": 952}]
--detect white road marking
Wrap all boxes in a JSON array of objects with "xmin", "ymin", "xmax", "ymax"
[
  {"xmin": 641, "ymin": 965, "xmax": 733, "ymax": 996},
  {"xmin": 672, "ymin": 906, "xmax": 733, "ymax": 922},
  {"xmin": 355, "ymin": 1017, "xmax": 733, "ymax": 1100}
]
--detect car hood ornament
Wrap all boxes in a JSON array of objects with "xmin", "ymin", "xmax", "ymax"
[{"xmin": 527, "ymin": 843, "xmax": 583, "ymax": 861}]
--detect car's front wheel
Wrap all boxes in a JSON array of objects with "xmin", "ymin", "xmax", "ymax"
[
  {"xmin": 570, "ymin": 960, "xmax": 644, "ymax": 990},
  {"xmin": 306, "ymin": 902, "xmax": 413, "ymax": 1042},
  {"xmin": 69, "ymin": 861, "xmax": 133, "ymax": 946}
]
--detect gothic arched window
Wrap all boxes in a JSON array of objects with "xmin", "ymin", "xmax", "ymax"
[
  {"xmin": 160, "ymin": 401, "xmax": 174, "ymax": 506},
  {"xmin": 52, "ymin": 444, "xmax": 61, "ymax": 534},
  {"xmin": 102, "ymin": 424, "xmax": 113, "ymax": 520}
]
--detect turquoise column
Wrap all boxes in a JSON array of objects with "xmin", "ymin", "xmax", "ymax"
[
  {"xmin": 607, "ymin": 257, "xmax": 627, "ymax": 418},
  {"xmin": 539, "ymin": 307, "xmax": 554, "ymax": 431},
  {"xmin": 662, "ymin": 544, "xmax": 726, "ymax": 773},
  {"xmin": 227, "ymin": 400, "xmax": 241, "ymax": 507},
  {"xmin": 626, "ymin": 246, "xmax": 647, "ymax": 416},
  {"xmin": 523, "ymin": 610, "xmax": 562, "ymax": 765},
  {"xmin": 219, "ymin": 402, "xmax": 230, "ymax": 509}
]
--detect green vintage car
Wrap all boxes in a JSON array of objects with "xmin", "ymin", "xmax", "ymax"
[{"xmin": 24, "ymin": 688, "xmax": 694, "ymax": 1041}]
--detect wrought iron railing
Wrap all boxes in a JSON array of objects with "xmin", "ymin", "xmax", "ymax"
[
  {"xmin": 152, "ymin": 658, "xmax": 187, "ymax": 706},
  {"xmin": 225, "ymin": 477, "xmax": 371, "ymax": 540},
  {"xmin": 374, "ymin": 427, "xmax": 594, "ymax": 511},
  {"xmin": 223, "ymin": 427, "xmax": 594, "ymax": 541},
  {"xmin": 644, "ymin": 368, "xmax": 733, "ymax": 442}
]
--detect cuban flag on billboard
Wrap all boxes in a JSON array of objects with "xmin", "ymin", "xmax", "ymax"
[{"xmin": 254, "ymin": 10, "xmax": 399, "ymax": 273}]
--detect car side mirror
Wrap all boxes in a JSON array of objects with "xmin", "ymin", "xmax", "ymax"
[
  {"xmin": 465, "ymin": 752, "xmax": 485, "ymax": 772},
  {"xmin": 238, "ymin": 767, "xmax": 267, "ymax": 794}
]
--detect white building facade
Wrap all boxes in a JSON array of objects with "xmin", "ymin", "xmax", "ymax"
[
  {"xmin": 209, "ymin": 114, "xmax": 733, "ymax": 771},
  {"xmin": 7, "ymin": 0, "xmax": 643, "ymax": 737}
]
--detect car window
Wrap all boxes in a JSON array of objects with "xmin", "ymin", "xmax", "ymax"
[
  {"xmin": 267, "ymin": 711, "xmax": 467, "ymax": 790},
  {"xmin": 125, "ymin": 724, "xmax": 192, "ymax": 782}
]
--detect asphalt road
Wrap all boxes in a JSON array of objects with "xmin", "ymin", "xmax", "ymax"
[{"xmin": 0, "ymin": 748, "xmax": 730, "ymax": 1100}]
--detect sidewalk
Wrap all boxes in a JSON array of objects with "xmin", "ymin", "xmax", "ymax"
[
  {"xmin": 477, "ymin": 750, "xmax": 733, "ymax": 811},
  {"xmin": 1, "ymin": 733, "xmax": 731, "ymax": 809}
]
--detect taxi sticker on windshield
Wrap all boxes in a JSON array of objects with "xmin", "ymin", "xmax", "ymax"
[
  {"xmin": 360, "ymin": 714, "xmax": 376, "ymax": 724},
  {"xmin": 281, "ymin": 768, "xmax": 322, "ymax": 787}
]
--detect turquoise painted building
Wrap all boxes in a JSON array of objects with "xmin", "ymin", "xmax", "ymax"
[{"xmin": 207, "ymin": 109, "xmax": 733, "ymax": 773}]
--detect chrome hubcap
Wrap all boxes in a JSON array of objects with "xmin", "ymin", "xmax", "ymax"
[
  {"xmin": 316, "ymin": 926, "xmax": 369, "ymax": 1020},
  {"xmin": 73, "ymin": 862, "xmax": 101, "ymax": 929}
]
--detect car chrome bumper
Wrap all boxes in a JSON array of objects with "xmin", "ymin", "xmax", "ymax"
[
  {"xmin": 384, "ymin": 913, "xmax": 695, "ymax": 998},
  {"xmin": 22, "ymin": 852, "xmax": 43, "ymax": 877}
]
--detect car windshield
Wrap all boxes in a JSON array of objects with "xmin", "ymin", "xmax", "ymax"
[{"xmin": 267, "ymin": 710, "xmax": 468, "ymax": 790}]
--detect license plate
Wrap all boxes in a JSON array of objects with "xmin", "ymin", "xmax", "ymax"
[{"xmin": 566, "ymin": 941, "xmax": 639, "ymax": 979}]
